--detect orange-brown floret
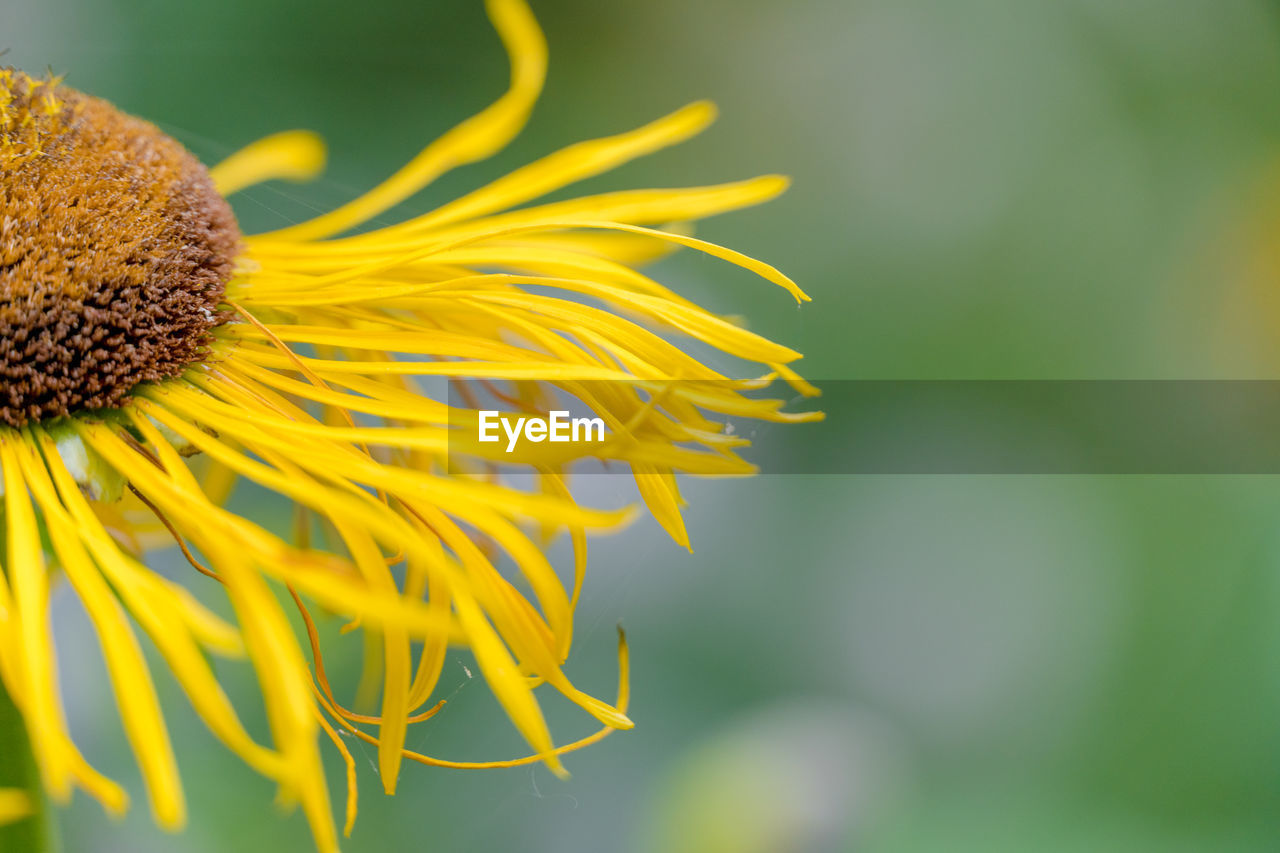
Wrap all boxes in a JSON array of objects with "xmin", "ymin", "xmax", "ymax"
[{"xmin": 0, "ymin": 71, "xmax": 240, "ymax": 427}]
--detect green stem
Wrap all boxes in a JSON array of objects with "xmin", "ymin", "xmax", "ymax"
[{"xmin": 0, "ymin": 677, "xmax": 56, "ymax": 852}]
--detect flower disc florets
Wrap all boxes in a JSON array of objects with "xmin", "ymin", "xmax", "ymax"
[{"xmin": 0, "ymin": 70, "xmax": 240, "ymax": 427}]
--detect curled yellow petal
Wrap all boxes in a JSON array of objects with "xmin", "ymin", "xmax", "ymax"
[
  {"xmin": 263, "ymin": 0, "xmax": 547, "ymax": 241},
  {"xmin": 210, "ymin": 130, "xmax": 327, "ymax": 196}
]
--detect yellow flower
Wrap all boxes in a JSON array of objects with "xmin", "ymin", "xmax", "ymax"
[{"xmin": 0, "ymin": 0, "xmax": 817, "ymax": 849}]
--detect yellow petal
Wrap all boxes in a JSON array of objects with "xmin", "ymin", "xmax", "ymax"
[
  {"xmin": 17, "ymin": 442, "xmax": 186, "ymax": 829},
  {"xmin": 262, "ymin": 0, "xmax": 547, "ymax": 241},
  {"xmin": 210, "ymin": 130, "xmax": 327, "ymax": 196},
  {"xmin": 0, "ymin": 789, "xmax": 32, "ymax": 826}
]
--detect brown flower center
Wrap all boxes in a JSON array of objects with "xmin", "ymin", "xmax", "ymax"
[{"xmin": 0, "ymin": 71, "xmax": 240, "ymax": 428}]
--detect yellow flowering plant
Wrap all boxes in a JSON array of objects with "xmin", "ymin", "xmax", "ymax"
[{"xmin": 0, "ymin": 0, "xmax": 817, "ymax": 848}]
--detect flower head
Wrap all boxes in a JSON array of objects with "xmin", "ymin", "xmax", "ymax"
[
  {"xmin": 0, "ymin": 0, "xmax": 817, "ymax": 849},
  {"xmin": 0, "ymin": 70, "xmax": 238, "ymax": 425}
]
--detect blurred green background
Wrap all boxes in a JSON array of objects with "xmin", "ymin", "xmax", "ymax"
[{"xmin": 8, "ymin": 0, "xmax": 1280, "ymax": 850}]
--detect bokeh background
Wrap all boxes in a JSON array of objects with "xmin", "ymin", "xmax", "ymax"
[{"xmin": 7, "ymin": 0, "xmax": 1280, "ymax": 849}]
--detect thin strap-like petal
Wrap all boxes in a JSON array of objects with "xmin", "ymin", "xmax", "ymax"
[
  {"xmin": 210, "ymin": 130, "xmax": 327, "ymax": 196},
  {"xmin": 262, "ymin": 0, "xmax": 546, "ymax": 241}
]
